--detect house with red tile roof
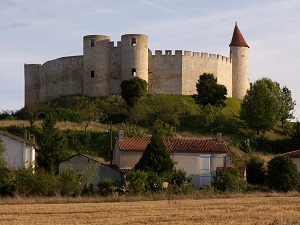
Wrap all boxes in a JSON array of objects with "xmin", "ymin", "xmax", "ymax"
[
  {"xmin": 0, "ymin": 129, "xmax": 35, "ymax": 169},
  {"xmin": 280, "ymin": 150, "xmax": 300, "ymax": 174},
  {"xmin": 113, "ymin": 134, "xmax": 231, "ymax": 188}
]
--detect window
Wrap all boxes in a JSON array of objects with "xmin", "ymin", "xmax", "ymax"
[
  {"xmin": 200, "ymin": 155, "xmax": 211, "ymax": 173},
  {"xmin": 132, "ymin": 68, "xmax": 136, "ymax": 76},
  {"xmin": 90, "ymin": 38, "xmax": 95, "ymax": 47},
  {"xmin": 132, "ymin": 38, "xmax": 136, "ymax": 46},
  {"xmin": 91, "ymin": 71, "xmax": 95, "ymax": 78}
]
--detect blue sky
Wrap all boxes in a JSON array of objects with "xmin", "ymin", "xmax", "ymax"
[{"xmin": 1, "ymin": 0, "xmax": 300, "ymax": 119}]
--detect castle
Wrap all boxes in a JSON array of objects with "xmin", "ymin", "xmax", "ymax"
[{"xmin": 24, "ymin": 23, "xmax": 249, "ymax": 108}]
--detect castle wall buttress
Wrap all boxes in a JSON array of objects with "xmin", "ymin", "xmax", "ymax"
[
  {"xmin": 148, "ymin": 50, "xmax": 182, "ymax": 94},
  {"xmin": 24, "ymin": 64, "xmax": 40, "ymax": 108},
  {"xmin": 39, "ymin": 56, "xmax": 83, "ymax": 103}
]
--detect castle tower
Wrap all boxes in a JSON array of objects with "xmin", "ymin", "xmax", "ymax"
[
  {"xmin": 83, "ymin": 35, "xmax": 111, "ymax": 96},
  {"xmin": 229, "ymin": 23, "xmax": 250, "ymax": 99},
  {"xmin": 120, "ymin": 34, "xmax": 148, "ymax": 82}
]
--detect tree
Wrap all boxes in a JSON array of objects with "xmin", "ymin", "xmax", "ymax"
[
  {"xmin": 279, "ymin": 86, "xmax": 295, "ymax": 129},
  {"xmin": 194, "ymin": 73, "xmax": 227, "ymax": 108},
  {"xmin": 246, "ymin": 156, "xmax": 266, "ymax": 185},
  {"xmin": 121, "ymin": 77, "xmax": 147, "ymax": 107},
  {"xmin": 36, "ymin": 112, "xmax": 70, "ymax": 172},
  {"xmin": 266, "ymin": 155, "xmax": 300, "ymax": 192},
  {"xmin": 134, "ymin": 132, "xmax": 174, "ymax": 176},
  {"xmin": 240, "ymin": 78, "xmax": 282, "ymax": 134}
]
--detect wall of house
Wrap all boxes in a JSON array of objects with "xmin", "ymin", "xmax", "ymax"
[
  {"xmin": 59, "ymin": 155, "xmax": 101, "ymax": 185},
  {"xmin": 98, "ymin": 165, "xmax": 124, "ymax": 185},
  {"xmin": 291, "ymin": 158, "xmax": 300, "ymax": 175},
  {"xmin": 0, "ymin": 134, "xmax": 34, "ymax": 169}
]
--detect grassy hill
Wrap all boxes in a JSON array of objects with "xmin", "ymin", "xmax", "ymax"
[{"xmin": 1, "ymin": 94, "xmax": 298, "ymax": 166}]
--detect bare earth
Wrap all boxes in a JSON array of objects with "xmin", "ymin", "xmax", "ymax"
[{"xmin": 0, "ymin": 196, "xmax": 300, "ymax": 225}]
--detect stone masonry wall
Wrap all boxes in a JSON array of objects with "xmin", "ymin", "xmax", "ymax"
[{"xmin": 39, "ymin": 56, "xmax": 83, "ymax": 103}]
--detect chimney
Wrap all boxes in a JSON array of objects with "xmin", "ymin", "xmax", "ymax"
[
  {"xmin": 118, "ymin": 129, "xmax": 124, "ymax": 141},
  {"xmin": 216, "ymin": 133, "xmax": 222, "ymax": 141}
]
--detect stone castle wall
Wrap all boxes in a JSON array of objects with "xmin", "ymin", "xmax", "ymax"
[{"xmin": 24, "ymin": 33, "xmax": 248, "ymax": 108}]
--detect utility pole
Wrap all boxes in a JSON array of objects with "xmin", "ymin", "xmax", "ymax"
[{"xmin": 109, "ymin": 121, "xmax": 113, "ymax": 165}]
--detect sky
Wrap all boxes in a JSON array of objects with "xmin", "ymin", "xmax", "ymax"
[{"xmin": 1, "ymin": 0, "xmax": 300, "ymax": 119}]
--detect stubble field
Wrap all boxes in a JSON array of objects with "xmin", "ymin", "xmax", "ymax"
[{"xmin": 0, "ymin": 194, "xmax": 300, "ymax": 225}]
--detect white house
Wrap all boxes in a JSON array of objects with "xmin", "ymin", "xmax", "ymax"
[
  {"xmin": 113, "ymin": 134, "xmax": 231, "ymax": 188},
  {"xmin": 0, "ymin": 129, "xmax": 35, "ymax": 169}
]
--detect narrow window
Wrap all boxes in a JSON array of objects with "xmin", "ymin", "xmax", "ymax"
[
  {"xmin": 91, "ymin": 70, "xmax": 95, "ymax": 78},
  {"xmin": 90, "ymin": 38, "xmax": 95, "ymax": 47},
  {"xmin": 132, "ymin": 68, "xmax": 136, "ymax": 76},
  {"xmin": 132, "ymin": 38, "xmax": 136, "ymax": 46}
]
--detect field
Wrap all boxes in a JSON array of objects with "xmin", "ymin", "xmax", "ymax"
[{"xmin": 0, "ymin": 194, "xmax": 300, "ymax": 224}]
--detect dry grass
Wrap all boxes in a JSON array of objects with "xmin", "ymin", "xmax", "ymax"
[{"xmin": 0, "ymin": 193, "xmax": 300, "ymax": 224}]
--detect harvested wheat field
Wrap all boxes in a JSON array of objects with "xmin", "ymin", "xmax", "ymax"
[{"xmin": 0, "ymin": 194, "xmax": 300, "ymax": 225}]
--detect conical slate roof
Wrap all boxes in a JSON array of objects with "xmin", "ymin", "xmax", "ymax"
[{"xmin": 229, "ymin": 23, "xmax": 249, "ymax": 48}]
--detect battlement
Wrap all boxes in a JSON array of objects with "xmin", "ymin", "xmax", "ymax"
[{"xmin": 151, "ymin": 50, "xmax": 230, "ymax": 62}]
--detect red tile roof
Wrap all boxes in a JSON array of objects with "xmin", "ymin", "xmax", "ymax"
[
  {"xmin": 280, "ymin": 150, "xmax": 300, "ymax": 158},
  {"xmin": 229, "ymin": 23, "xmax": 249, "ymax": 48},
  {"xmin": 0, "ymin": 129, "xmax": 35, "ymax": 146},
  {"xmin": 118, "ymin": 138, "xmax": 228, "ymax": 153}
]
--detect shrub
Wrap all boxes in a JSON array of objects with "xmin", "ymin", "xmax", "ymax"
[
  {"xmin": 213, "ymin": 168, "xmax": 248, "ymax": 192},
  {"xmin": 98, "ymin": 178, "xmax": 117, "ymax": 196},
  {"xmin": 59, "ymin": 166, "xmax": 81, "ymax": 196},
  {"xmin": 127, "ymin": 170, "xmax": 149, "ymax": 195},
  {"xmin": 246, "ymin": 156, "xmax": 266, "ymax": 185},
  {"xmin": 266, "ymin": 155, "xmax": 300, "ymax": 192}
]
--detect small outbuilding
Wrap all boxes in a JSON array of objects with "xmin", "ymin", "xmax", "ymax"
[{"xmin": 59, "ymin": 153, "xmax": 125, "ymax": 186}]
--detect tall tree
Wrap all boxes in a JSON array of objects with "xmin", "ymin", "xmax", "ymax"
[
  {"xmin": 240, "ymin": 78, "xmax": 282, "ymax": 134},
  {"xmin": 279, "ymin": 86, "xmax": 295, "ymax": 129},
  {"xmin": 134, "ymin": 131, "xmax": 174, "ymax": 176},
  {"xmin": 36, "ymin": 112, "xmax": 70, "ymax": 172},
  {"xmin": 121, "ymin": 77, "xmax": 148, "ymax": 107},
  {"xmin": 194, "ymin": 73, "xmax": 227, "ymax": 108}
]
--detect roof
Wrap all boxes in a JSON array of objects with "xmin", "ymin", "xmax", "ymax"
[
  {"xmin": 229, "ymin": 23, "xmax": 249, "ymax": 48},
  {"xmin": 280, "ymin": 150, "xmax": 300, "ymax": 158},
  {"xmin": 118, "ymin": 138, "xmax": 228, "ymax": 153},
  {"xmin": 0, "ymin": 129, "xmax": 35, "ymax": 146}
]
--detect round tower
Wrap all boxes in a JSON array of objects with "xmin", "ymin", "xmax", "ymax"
[
  {"xmin": 120, "ymin": 34, "xmax": 148, "ymax": 82},
  {"xmin": 229, "ymin": 23, "xmax": 250, "ymax": 99},
  {"xmin": 24, "ymin": 64, "xmax": 40, "ymax": 109},
  {"xmin": 83, "ymin": 35, "xmax": 110, "ymax": 96}
]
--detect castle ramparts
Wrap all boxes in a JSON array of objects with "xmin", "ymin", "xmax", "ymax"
[{"xmin": 24, "ymin": 24, "xmax": 250, "ymax": 108}]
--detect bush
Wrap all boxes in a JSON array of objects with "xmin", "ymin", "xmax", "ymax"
[
  {"xmin": 127, "ymin": 170, "xmax": 149, "ymax": 195},
  {"xmin": 266, "ymin": 155, "xmax": 300, "ymax": 192},
  {"xmin": 59, "ymin": 166, "xmax": 81, "ymax": 196},
  {"xmin": 213, "ymin": 168, "xmax": 248, "ymax": 192},
  {"xmin": 246, "ymin": 156, "xmax": 266, "ymax": 185},
  {"xmin": 98, "ymin": 179, "xmax": 117, "ymax": 196}
]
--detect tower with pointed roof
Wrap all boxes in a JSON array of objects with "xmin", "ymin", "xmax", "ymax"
[{"xmin": 230, "ymin": 22, "xmax": 250, "ymax": 99}]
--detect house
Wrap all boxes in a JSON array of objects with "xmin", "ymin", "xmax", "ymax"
[
  {"xmin": 113, "ymin": 134, "xmax": 231, "ymax": 188},
  {"xmin": 0, "ymin": 129, "xmax": 35, "ymax": 169},
  {"xmin": 280, "ymin": 150, "xmax": 300, "ymax": 175},
  {"xmin": 59, "ymin": 153, "xmax": 125, "ymax": 186}
]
